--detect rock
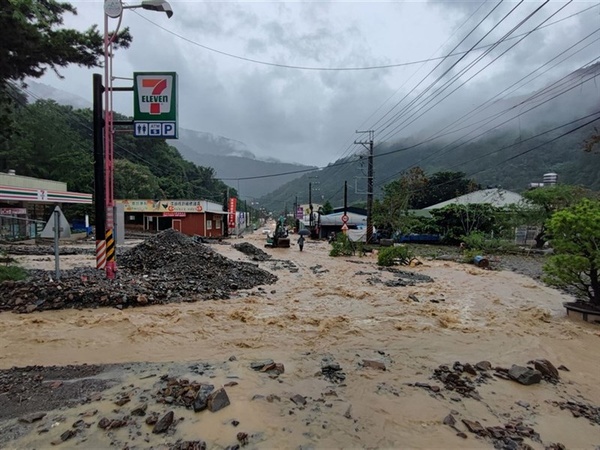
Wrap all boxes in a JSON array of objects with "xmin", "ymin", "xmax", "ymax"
[
  {"xmin": 231, "ymin": 420, "xmax": 240, "ymax": 427},
  {"xmin": 508, "ymin": 365, "xmax": 542, "ymax": 385},
  {"xmin": 443, "ymin": 414, "xmax": 456, "ymax": 427},
  {"xmin": 463, "ymin": 363, "xmax": 477, "ymax": 376},
  {"xmin": 131, "ymin": 403, "xmax": 148, "ymax": 416},
  {"xmin": 207, "ymin": 388, "xmax": 230, "ymax": 412},
  {"xmin": 343, "ymin": 405, "xmax": 352, "ymax": 419},
  {"xmin": 152, "ymin": 411, "xmax": 174, "ymax": 434},
  {"xmin": 462, "ymin": 419, "xmax": 487, "ymax": 436},
  {"xmin": 136, "ymin": 294, "xmax": 148, "ymax": 305},
  {"xmin": 19, "ymin": 412, "xmax": 46, "ymax": 423},
  {"xmin": 362, "ymin": 360, "xmax": 386, "ymax": 371},
  {"xmin": 533, "ymin": 359, "xmax": 559, "ymax": 381},
  {"xmin": 251, "ymin": 360, "xmax": 274, "ymax": 371},
  {"xmin": 98, "ymin": 418, "xmax": 111, "ymax": 429},
  {"xmin": 237, "ymin": 432, "xmax": 249, "ymax": 445},
  {"xmin": 475, "ymin": 361, "xmax": 492, "ymax": 371},
  {"xmin": 229, "ymin": 356, "xmax": 237, "ymax": 362},
  {"xmin": 557, "ymin": 365, "xmax": 570, "ymax": 372},
  {"xmin": 456, "ymin": 432, "xmax": 468, "ymax": 439},
  {"xmin": 224, "ymin": 381, "xmax": 239, "ymax": 387},
  {"xmin": 59, "ymin": 430, "xmax": 76, "ymax": 442},
  {"xmin": 145, "ymin": 413, "xmax": 159, "ymax": 425},
  {"xmin": 190, "ymin": 384, "xmax": 215, "ymax": 412},
  {"xmin": 290, "ymin": 394, "xmax": 307, "ymax": 406},
  {"xmin": 266, "ymin": 394, "xmax": 281, "ymax": 403},
  {"xmin": 516, "ymin": 400, "xmax": 530, "ymax": 409},
  {"xmin": 114, "ymin": 396, "xmax": 130, "ymax": 406},
  {"xmin": 171, "ymin": 441, "xmax": 207, "ymax": 450}
]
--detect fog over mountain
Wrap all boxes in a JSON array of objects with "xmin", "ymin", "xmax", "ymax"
[{"xmin": 24, "ymin": 81, "xmax": 315, "ymax": 199}]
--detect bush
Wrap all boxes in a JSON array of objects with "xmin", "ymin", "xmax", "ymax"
[
  {"xmin": 377, "ymin": 245, "xmax": 414, "ymax": 267},
  {"xmin": 329, "ymin": 233, "xmax": 355, "ymax": 257},
  {"xmin": 461, "ymin": 231, "xmax": 514, "ymax": 254},
  {"xmin": 0, "ymin": 265, "xmax": 28, "ymax": 282}
]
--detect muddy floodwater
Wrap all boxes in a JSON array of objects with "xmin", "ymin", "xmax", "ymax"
[{"xmin": 0, "ymin": 232, "xmax": 599, "ymax": 449}]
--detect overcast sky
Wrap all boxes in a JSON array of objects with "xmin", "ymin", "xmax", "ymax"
[{"xmin": 39, "ymin": 0, "xmax": 600, "ymax": 166}]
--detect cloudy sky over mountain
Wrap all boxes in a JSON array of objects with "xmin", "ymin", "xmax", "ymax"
[{"xmin": 39, "ymin": 0, "xmax": 600, "ymax": 166}]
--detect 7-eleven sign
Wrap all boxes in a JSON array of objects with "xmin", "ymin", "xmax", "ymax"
[{"xmin": 133, "ymin": 72, "xmax": 178, "ymax": 138}]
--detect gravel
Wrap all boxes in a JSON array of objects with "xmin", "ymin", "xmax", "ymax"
[{"xmin": 0, "ymin": 230, "xmax": 278, "ymax": 314}]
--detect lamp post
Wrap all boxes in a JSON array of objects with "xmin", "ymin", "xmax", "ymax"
[{"xmin": 96, "ymin": 0, "xmax": 173, "ymax": 279}]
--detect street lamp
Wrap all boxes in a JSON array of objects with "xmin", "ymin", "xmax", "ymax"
[{"xmin": 96, "ymin": 0, "xmax": 173, "ymax": 279}]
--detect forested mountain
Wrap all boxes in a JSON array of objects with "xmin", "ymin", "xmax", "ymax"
[
  {"xmin": 259, "ymin": 63, "xmax": 600, "ymax": 214},
  {"xmin": 0, "ymin": 97, "xmax": 233, "ymax": 205},
  {"xmin": 24, "ymin": 82, "xmax": 315, "ymax": 200}
]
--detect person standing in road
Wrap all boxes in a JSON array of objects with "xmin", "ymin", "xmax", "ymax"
[{"xmin": 298, "ymin": 235, "xmax": 305, "ymax": 251}]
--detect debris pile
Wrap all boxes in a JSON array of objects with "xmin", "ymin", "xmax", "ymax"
[
  {"xmin": 0, "ymin": 229, "xmax": 277, "ymax": 314},
  {"xmin": 232, "ymin": 242, "xmax": 272, "ymax": 261}
]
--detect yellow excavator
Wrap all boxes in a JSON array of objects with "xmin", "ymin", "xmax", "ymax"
[{"xmin": 265, "ymin": 216, "xmax": 290, "ymax": 248}]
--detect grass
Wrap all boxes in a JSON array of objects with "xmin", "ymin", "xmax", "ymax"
[{"xmin": 0, "ymin": 265, "xmax": 28, "ymax": 282}]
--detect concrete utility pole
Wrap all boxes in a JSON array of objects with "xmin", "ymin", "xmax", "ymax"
[
  {"xmin": 308, "ymin": 182, "xmax": 313, "ymax": 229},
  {"xmin": 355, "ymin": 130, "xmax": 374, "ymax": 244}
]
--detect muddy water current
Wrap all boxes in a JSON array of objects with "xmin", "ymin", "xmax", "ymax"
[{"xmin": 1, "ymin": 233, "xmax": 599, "ymax": 449}]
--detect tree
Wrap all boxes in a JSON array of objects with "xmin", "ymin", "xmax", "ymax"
[
  {"xmin": 543, "ymin": 199, "xmax": 600, "ymax": 307},
  {"xmin": 114, "ymin": 159, "xmax": 161, "ymax": 199},
  {"xmin": 430, "ymin": 204, "xmax": 500, "ymax": 243},
  {"xmin": 0, "ymin": 0, "xmax": 131, "ymax": 85},
  {"xmin": 417, "ymin": 171, "xmax": 479, "ymax": 209},
  {"xmin": 321, "ymin": 200, "xmax": 333, "ymax": 215},
  {"xmin": 0, "ymin": 0, "xmax": 131, "ymax": 143},
  {"xmin": 521, "ymin": 184, "xmax": 596, "ymax": 248},
  {"xmin": 584, "ymin": 128, "xmax": 599, "ymax": 153}
]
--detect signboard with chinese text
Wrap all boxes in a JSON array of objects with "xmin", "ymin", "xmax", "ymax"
[
  {"xmin": 228, "ymin": 197, "xmax": 237, "ymax": 228},
  {"xmin": 117, "ymin": 199, "xmax": 204, "ymax": 213},
  {"xmin": 0, "ymin": 208, "xmax": 26, "ymax": 215}
]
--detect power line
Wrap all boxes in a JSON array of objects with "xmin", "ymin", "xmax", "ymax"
[
  {"xmin": 378, "ymin": 1, "xmax": 568, "ymax": 143},
  {"xmin": 132, "ymin": 3, "xmax": 598, "ymax": 72}
]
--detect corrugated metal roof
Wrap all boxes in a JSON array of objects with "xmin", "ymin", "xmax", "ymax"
[{"xmin": 423, "ymin": 188, "xmax": 525, "ymax": 210}]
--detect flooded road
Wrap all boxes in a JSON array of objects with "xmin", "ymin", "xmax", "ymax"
[{"xmin": 1, "ymin": 233, "xmax": 599, "ymax": 448}]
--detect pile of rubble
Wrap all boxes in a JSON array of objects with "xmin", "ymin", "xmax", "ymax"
[
  {"xmin": 232, "ymin": 242, "xmax": 272, "ymax": 261},
  {"xmin": 0, "ymin": 230, "xmax": 278, "ymax": 314}
]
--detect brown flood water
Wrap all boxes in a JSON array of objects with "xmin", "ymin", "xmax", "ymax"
[{"xmin": 1, "ymin": 232, "xmax": 600, "ymax": 449}]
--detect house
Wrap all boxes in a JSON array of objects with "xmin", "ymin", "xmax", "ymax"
[
  {"xmin": 117, "ymin": 199, "xmax": 229, "ymax": 238},
  {"xmin": 0, "ymin": 171, "xmax": 92, "ymax": 240},
  {"xmin": 422, "ymin": 188, "xmax": 526, "ymax": 211}
]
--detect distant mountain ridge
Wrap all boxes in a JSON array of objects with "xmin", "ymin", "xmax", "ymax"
[
  {"xmin": 24, "ymin": 81, "xmax": 315, "ymax": 199},
  {"xmin": 259, "ymin": 62, "xmax": 600, "ymax": 213}
]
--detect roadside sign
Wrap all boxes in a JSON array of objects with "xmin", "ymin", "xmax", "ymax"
[
  {"xmin": 341, "ymin": 223, "xmax": 349, "ymax": 231},
  {"xmin": 133, "ymin": 72, "xmax": 178, "ymax": 139},
  {"xmin": 0, "ymin": 208, "xmax": 26, "ymax": 215},
  {"xmin": 341, "ymin": 214, "xmax": 349, "ymax": 223}
]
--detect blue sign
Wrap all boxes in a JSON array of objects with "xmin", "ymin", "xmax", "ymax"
[{"xmin": 134, "ymin": 121, "xmax": 177, "ymax": 138}]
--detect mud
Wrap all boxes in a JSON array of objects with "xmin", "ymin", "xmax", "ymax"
[{"xmin": 0, "ymin": 232, "xmax": 599, "ymax": 449}]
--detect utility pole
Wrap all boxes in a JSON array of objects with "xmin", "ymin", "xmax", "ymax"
[
  {"xmin": 344, "ymin": 180, "xmax": 348, "ymax": 216},
  {"xmin": 308, "ymin": 182, "xmax": 313, "ymax": 229},
  {"xmin": 355, "ymin": 130, "xmax": 374, "ymax": 244}
]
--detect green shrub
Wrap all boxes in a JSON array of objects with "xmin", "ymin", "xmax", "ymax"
[
  {"xmin": 0, "ymin": 265, "xmax": 28, "ymax": 282},
  {"xmin": 329, "ymin": 233, "xmax": 355, "ymax": 257},
  {"xmin": 462, "ymin": 231, "xmax": 514, "ymax": 254},
  {"xmin": 377, "ymin": 245, "xmax": 414, "ymax": 267}
]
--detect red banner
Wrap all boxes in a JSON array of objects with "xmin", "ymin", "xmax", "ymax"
[{"xmin": 228, "ymin": 197, "xmax": 237, "ymax": 228}]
